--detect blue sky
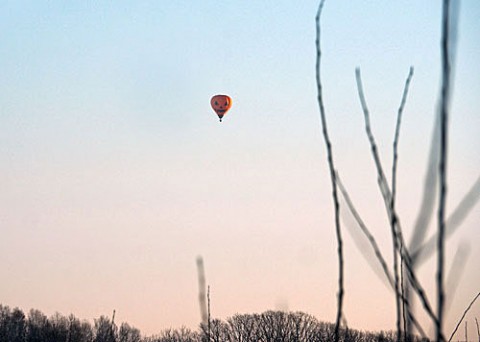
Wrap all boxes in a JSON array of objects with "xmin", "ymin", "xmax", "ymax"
[{"xmin": 1, "ymin": 0, "xmax": 479, "ymax": 338}]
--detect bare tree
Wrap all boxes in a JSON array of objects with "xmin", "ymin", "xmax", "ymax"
[
  {"xmin": 93, "ymin": 315, "xmax": 117, "ymax": 342},
  {"xmin": 0, "ymin": 305, "xmax": 26, "ymax": 342},
  {"xmin": 67, "ymin": 314, "xmax": 94, "ymax": 342},
  {"xmin": 119, "ymin": 322, "xmax": 141, "ymax": 342}
]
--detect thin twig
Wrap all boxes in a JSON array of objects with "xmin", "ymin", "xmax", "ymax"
[
  {"xmin": 354, "ymin": 68, "xmax": 391, "ymax": 205},
  {"xmin": 401, "ymin": 260, "xmax": 407, "ymax": 340},
  {"xmin": 392, "ymin": 66, "xmax": 415, "ymax": 206},
  {"xmin": 465, "ymin": 321, "xmax": 468, "ymax": 342},
  {"xmin": 315, "ymin": 2, "xmax": 343, "ymax": 341},
  {"xmin": 475, "ymin": 317, "xmax": 479, "ymax": 342},
  {"xmin": 437, "ymin": 1, "xmax": 452, "ymax": 340},
  {"xmin": 111, "ymin": 309, "xmax": 116, "ymax": 339},
  {"xmin": 448, "ymin": 292, "xmax": 480, "ymax": 342},
  {"xmin": 392, "ymin": 66, "xmax": 414, "ymax": 341},
  {"xmin": 208, "ymin": 285, "xmax": 211, "ymax": 341}
]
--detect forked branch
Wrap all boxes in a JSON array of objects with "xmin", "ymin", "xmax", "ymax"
[
  {"xmin": 337, "ymin": 174, "xmax": 427, "ymax": 338},
  {"xmin": 355, "ymin": 68, "xmax": 443, "ymax": 340}
]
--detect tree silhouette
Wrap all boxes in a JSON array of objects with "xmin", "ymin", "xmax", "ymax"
[
  {"xmin": 0, "ymin": 305, "xmax": 26, "ymax": 342},
  {"xmin": 93, "ymin": 315, "xmax": 117, "ymax": 342},
  {"xmin": 118, "ymin": 322, "xmax": 141, "ymax": 342}
]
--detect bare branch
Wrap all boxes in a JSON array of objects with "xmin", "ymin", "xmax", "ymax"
[
  {"xmin": 392, "ymin": 66, "xmax": 415, "ymax": 206},
  {"xmin": 392, "ymin": 66, "xmax": 415, "ymax": 341},
  {"xmin": 196, "ymin": 256, "xmax": 208, "ymax": 325},
  {"xmin": 448, "ymin": 292, "xmax": 480, "ymax": 342},
  {"xmin": 315, "ymin": 2, "xmax": 343, "ymax": 341},
  {"xmin": 475, "ymin": 317, "xmax": 479, "ymax": 342},
  {"xmin": 465, "ymin": 321, "xmax": 468, "ymax": 342},
  {"xmin": 437, "ymin": 0, "xmax": 456, "ymax": 338}
]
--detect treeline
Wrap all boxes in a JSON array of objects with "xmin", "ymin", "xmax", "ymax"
[
  {"xmin": 0, "ymin": 304, "xmax": 428, "ymax": 342},
  {"xmin": 0, "ymin": 305, "xmax": 138, "ymax": 342}
]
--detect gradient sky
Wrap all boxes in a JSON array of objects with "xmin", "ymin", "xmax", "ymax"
[{"xmin": 1, "ymin": 0, "xmax": 479, "ymax": 339}]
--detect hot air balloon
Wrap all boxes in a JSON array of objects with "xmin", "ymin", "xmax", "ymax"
[{"xmin": 210, "ymin": 94, "xmax": 232, "ymax": 122}]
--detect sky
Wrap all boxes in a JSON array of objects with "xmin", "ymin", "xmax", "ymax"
[{"xmin": 0, "ymin": 0, "xmax": 479, "ymax": 339}]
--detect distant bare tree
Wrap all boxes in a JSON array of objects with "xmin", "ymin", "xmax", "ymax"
[
  {"xmin": 288, "ymin": 312, "xmax": 321, "ymax": 341},
  {"xmin": 149, "ymin": 326, "xmax": 199, "ymax": 342},
  {"xmin": 26, "ymin": 309, "xmax": 49, "ymax": 342},
  {"xmin": 119, "ymin": 322, "xmax": 141, "ymax": 342},
  {"xmin": 0, "ymin": 305, "xmax": 26, "ymax": 342},
  {"xmin": 200, "ymin": 319, "xmax": 230, "ymax": 342},
  {"xmin": 93, "ymin": 315, "xmax": 117, "ymax": 342},
  {"xmin": 226, "ymin": 314, "xmax": 257, "ymax": 342},
  {"xmin": 47, "ymin": 312, "xmax": 70, "ymax": 342},
  {"xmin": 67, "ymin": 314, "xmax": 94, "ymax": 342}
]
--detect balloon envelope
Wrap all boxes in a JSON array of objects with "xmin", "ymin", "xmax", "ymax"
[{"xmin": 210, "ymin": 95, "xmax": 232, "ymax": 121}]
